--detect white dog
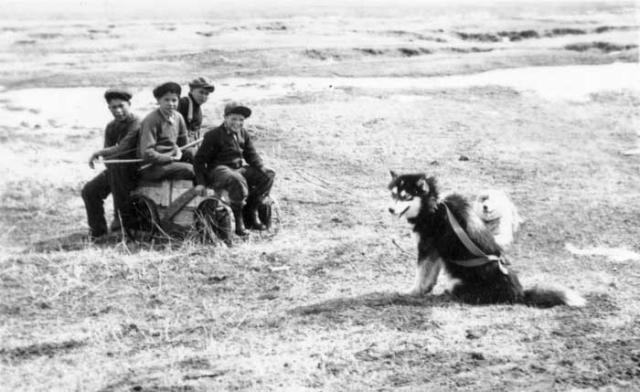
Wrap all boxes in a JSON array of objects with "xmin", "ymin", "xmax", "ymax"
[{"xmin": 473, "ymin": 189, "xmax": 523, "ymax": 248}]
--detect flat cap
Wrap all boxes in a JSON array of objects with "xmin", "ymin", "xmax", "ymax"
[
  {"xmin": 188, "ymin": 76, "xmax": 215, "ymax": 92},
  {"xmin": 104, "ymin": 88, "xmax": 132, "ymax": 102},
  {"xmin": 152, "ymin": 82, "xmax": 182, "ymax": 99},
  {"xmin": 224, "ymin": 102, "xmax": 251, "ymax": 118}
]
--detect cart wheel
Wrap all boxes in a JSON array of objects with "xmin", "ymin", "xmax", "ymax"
[
  {"xmin": 126, "ymin": 194, "xmax": 160, "ymax": 242},
  {"xmin": 196, "ymin": 198, "xmax": 232, "ymax": 243}
]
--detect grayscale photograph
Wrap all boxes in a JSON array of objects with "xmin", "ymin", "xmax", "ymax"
[{"xmin": 0, "ymin": 0, "xmax": 638, "ymax": 390}]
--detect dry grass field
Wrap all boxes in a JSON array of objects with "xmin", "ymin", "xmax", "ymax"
[{"xmin": 1, "ymin": 1, "xmax": 639, "ymax": 391}]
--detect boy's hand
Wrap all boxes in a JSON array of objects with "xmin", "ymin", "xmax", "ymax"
[
  {"xmin": 172, "ymin": 148, "xmax": 183, "ymax": 161},
  {"xmin": 88, "ymin": 152, "xmax": 100, "ymax": 169},
  {"xmin": 194, "ymin": 185, "xmax": 207, "ymax": 196}
]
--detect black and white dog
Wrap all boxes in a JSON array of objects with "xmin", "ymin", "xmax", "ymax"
[{"xmin": 388, "ymin": 171, "xmax": 585, "ymax": 307}]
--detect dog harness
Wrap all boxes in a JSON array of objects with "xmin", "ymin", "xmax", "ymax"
[{"xmin": 443, "ymin": 203, "xmax": 509, "ymax": 275}]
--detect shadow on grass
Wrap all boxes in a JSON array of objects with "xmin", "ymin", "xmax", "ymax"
[
  {"xmin": 26, "ymin": 231, "xmax": 119, "ymax": 252},
  {"xmin": 25, "ymin": 231, "xmax": 185, "ymax": 253},
  {"xmin": 290, "ymin": 291, "xmax": 451, "ymax": 316},
  {"xmin": 289, "ymin": 291, "xmax": 451, "ymax": 330},
  {"xmin": 0, "ymin": 339, "xmax": 86, "ymax": 363}
]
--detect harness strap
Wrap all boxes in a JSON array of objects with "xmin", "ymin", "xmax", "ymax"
[
  {"xmin": 448, "ymin": 256, "xmax": 500, "ymax": 267},
  {"xmin": 443, "ymin": 202, "xmax": 508, "ymax": 274}
]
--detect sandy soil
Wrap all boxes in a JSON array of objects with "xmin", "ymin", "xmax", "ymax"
[{"xmin": 1, "ymin": 1, "xmax": 639, "ymax": 391}]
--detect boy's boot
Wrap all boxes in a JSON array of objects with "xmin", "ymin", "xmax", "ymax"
[{"xmin": 231, "ymin": 204, "xmax": 249, "ymax": 236}]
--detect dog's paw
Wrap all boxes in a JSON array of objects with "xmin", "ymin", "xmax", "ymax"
[
  {"xmin": 403, "ymin": 285, "xmax": 434, "ymax": 297},
  {"xmin": 403, "ymin": 287, "xmax": 424, "ymax": 297}
]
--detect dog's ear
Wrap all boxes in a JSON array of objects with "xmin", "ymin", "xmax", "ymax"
[
  {"xmin": 427, "ymin": 196, "xmax": 438, "ymax": 212},
  {"xmin": 425, "ymin": 176, "xmax": 438, "ymax": 197},
  {"xmin": 389, "ymin": 170, "xmax": 398, "ymax": 180},
  {"xmin": 416, "ymin": 178, "xmax": 428, "ymax": 193}
]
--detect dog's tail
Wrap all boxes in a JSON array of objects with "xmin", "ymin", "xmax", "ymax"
[{"xmin": 523, "ymin": 286, "xmax": 586, "ymax": 308}]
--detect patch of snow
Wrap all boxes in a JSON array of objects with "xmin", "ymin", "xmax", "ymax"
[{"xmin": 565, "ymin": 243, "xmax": 640, "ymax": 262}]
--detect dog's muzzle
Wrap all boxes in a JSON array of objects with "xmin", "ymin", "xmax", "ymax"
[
  {"xmin": 389, "ymin": 197, "xmax": 419, "ymax": 219},
  {"xmin": 389, "ymin": 205, "xmax": 410, "ymax": 217}
]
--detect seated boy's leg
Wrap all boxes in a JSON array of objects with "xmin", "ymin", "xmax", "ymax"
[
  {"xmin": 242, "ymin": 167, "xmax": 276, "ymax": 206},
  {"xmin": 81, "ymin": 170, "xmax": 111, "ymax": 238},
  {"xmin": 239, "ymin": 167, "xmax": 275, "ymax": 230},
  {"xmin": 140, "ymin": 162, "xmax": 195, "ymax": 182},
  {"xmin": 209, "ymin": 165, "xmax": 250, "ymax": 235},
  {"xmin": 162, "ymin": 162, "xmax": 195, "ymax": 180},
  {"xmin": 107, "ymin": 163, "xmax": 139, "ymax": 231},
  {"xmin": 209, "ymin": 165, "xmax": 249, "ymax": 205}
]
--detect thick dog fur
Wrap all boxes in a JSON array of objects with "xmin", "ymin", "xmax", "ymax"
[
  {"xmin": 388, "ymin": 171, "xmax": 585, "ymax": 307},
  {"xmin": 472, "ymin": 189, "xmax": 523, "ymax": 248}
]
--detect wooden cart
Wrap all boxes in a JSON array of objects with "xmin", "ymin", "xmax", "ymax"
[{"xmin": 125, "ymin": 180, "xmax": 232, "ymax": 243}]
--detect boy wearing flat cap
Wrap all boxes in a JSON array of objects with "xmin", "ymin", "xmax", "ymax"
[
  {"xmin": 177, "ymin": 77, "xmax": 214, "ymax": 162},
  {"xmin": 138, "ymin": 82, "xmax": 195, "ymax": 181},
  {"xmin": 82, "ymin": 88, "xmax": 141, "ymax": 238},
  {"xmin": 194, "ymin": 102, "xmax": 275, "ymax": 236}
]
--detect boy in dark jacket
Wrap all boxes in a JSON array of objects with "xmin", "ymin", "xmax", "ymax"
[{"xmin": 194, "ymin": 102, "xmax": 275, "ymax": 236}]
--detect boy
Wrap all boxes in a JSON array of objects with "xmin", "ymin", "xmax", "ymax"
[
  {"xmin": 138, "ymin": 82, "xmax": 194, "ymax": 181},
  {"xmin": 178, "ymin": 77, "xmax": 214, "ymax": 138},
  {"xmin": 178, "ymin": 77, "xmax": 214, "ymax": 162},
  {"xmin": 194, "ymin": 102, "xmax": 275, "ymax": 236},
  {"xmin": 82, "ymin": 88, "xmax": 141, "ymax": 238}
]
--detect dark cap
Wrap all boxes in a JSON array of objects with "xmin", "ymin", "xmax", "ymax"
[
  {"xmin": 152, "ymin": 82, "xmax": 182, "ymax": 99},
  {"xmin": 188, "ymin": 77, "xmax": 215, "ymax": 92},
  {"xmin": 104, "ymin": 88, "xmax": 132, "ymax": 102},
  {"xmin": 224, "ymin": 102, "xmax": 251, "ymax": 118}
]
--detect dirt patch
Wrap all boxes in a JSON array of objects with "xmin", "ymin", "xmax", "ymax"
[
  {"xmin": 498, "ymin": 30, "xmax": 540, "ymax": 41},
  {"xmin": 0, "ymin": 304, "xmax": 21, "ymax": 316},
  {"xmin": 547, "ymin": 27, "xmax": 587, "ymax": 36},
  {"xmin": 457, "ymin": 28, "xmax": 560, "ymax": 42},
  {"xmin": 256, "ymin": 21, "xmax": 288, "ymax": 31},
  {"xmin": 381, "ymin": 30, "xmax": 447, "ymax": 43},
  {"xmin": 356, "ymin": 48, "xmax": 389, "ymax": 56},
  {"xmin": 28, "ymin": 32, "xmax": 63, "ymax": 40},
  {"xmin": 354, "ymin": 341, "xmax": 506, "ymax": 371},
  {"xmin": 456, "ymin": 32, "xmax": 501, "ymax": 42},
  {"xmin": 545, "ymin": 294, "xmax": 640, "ymax": 389},
  {"xmin": 13, "ymin": 40, "xmax": 37, "ymax": 46},
  {"xmin": 594, "ymin": 25, "xmax": 637, "ymax": 33},
  {"xmin": 350, "ymin": 340, "xmax": 514, "ymax": 390},
  {"xmin": 455, "ymin": 26, "xmax": 630, "ymax": 43},
  {"xmin": 304, "ymin": 49, "xmax": 343, "ymax": 61},
  {"xmin": 398, "ymin": 47, "xmax": 432, "ymax": 57},
  {"xmin": 552, "ymin": 336, "xmax": 640, "ymax": 388},
  {"xmin": 98, "ymin": 379, "xmax": 199, "ymax": 392},
  {"xmin": 447, "ymin": 47, "xmax": 494, "ymax": 53},
  {"xmin": 565, "ymin": 41, "xmax": 638, "ymax": 53},
  {"xmin": 177, "ymin": 357, "xmax": 212, "ymax": 370},
  {"xmin": 0, "ymin": 339, "xmax": 86, "ymax": 363}
]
